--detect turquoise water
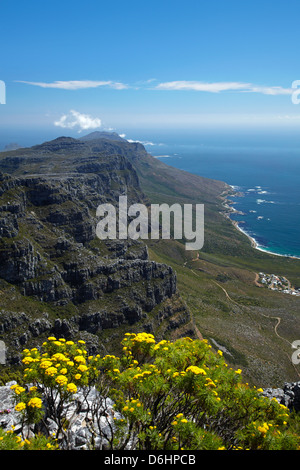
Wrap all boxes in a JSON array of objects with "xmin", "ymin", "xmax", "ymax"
[{"xmin": 142, "ymin": 131, "xmax": 300, "ymax": 258}]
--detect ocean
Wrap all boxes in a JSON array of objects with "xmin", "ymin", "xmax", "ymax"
[{"xmin": 138, "ymin": 129, "xmax": 300, "ymax": 259}]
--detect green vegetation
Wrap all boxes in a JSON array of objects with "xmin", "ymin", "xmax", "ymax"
[{"xmin": 8, "ymin": 335, "xmax": 300, "ymax": 450}]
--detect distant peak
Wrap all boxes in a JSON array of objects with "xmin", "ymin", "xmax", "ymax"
[{"xmin": 80, "ymin": 131, "xmax": 127, "ymax": 142}]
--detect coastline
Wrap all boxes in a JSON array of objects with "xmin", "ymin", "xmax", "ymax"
[{"xmin": 221, "ymin": 186, "xmax": 300, "ymax": 261}]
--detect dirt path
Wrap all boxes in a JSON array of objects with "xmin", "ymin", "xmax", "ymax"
[
  {"xmin": 254, "ymin": 272, "xmax": 262, "ymax": 287},
  {"xmin": 188, "ymin": 266, "xmax": 300, "ymax": 374},
  {"xmin": 185, "ymin": 262, "xmax": 300, "ymax": 378}
]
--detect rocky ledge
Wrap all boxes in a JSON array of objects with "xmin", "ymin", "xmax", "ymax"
[{"xmin": 262, "ymin": 381, "xmax": 300, "ymax": 412}]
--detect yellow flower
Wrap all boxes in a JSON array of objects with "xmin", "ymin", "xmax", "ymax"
[
  {"xmin": 60, "ymin": 368, "xmax": 68, "ymax": 375},
  {"xmin": 52, "ymin": 353, "xmax": 68, "ymax": 362},
  {"xmin": 75, "ymin": 374, "xmax": 82, "ymax": 380},
  {"xmin": 48, "ymin": 337, "xmax": 57, "ymax": 341},
  {"xmin": 45, "ymin": 367, "xmax": 57, "ymax": 376},
  {"xmin": 40, "ymin": 360, "xmax": 53, "ymax": 369},
  {"xmin": 77, "ymin": 364, "xmax": 88, "ymax": 372},
  {"xmin": 66, "ymin": 383, "xmax": 77, "ymax": 393},
  {"xmin": 22, "ymin": 356, "xmax": 35, "ymax": 365},
  {"xmin": 14, "ymin": 386, "xmax": 26, "ymax": 395},
  {"xmin": 186, "ymin": 366, "xmax": 207, "ymax": 376},
  {"xmin": 27, "ymin": 397, "xmax": 42, "ymax": 408},
  {"xmin": 55, "ymin": 375, "xmax": 68, "ymax": 386},
  {"xmin": 74, "ymin": 355, "xmax": 86, "ymax": 364},
  {"xmin": 257, "ymin": 422, "xmax": 269, "ymax": 434},
  {"xmin": 15, "ymin": 402, "xmax": 26, "ymax": 412}
]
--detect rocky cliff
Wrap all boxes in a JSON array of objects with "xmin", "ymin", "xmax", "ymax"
[{"xmin": 0, "ymin": 139, "xmax": 192, "ymax": 364}]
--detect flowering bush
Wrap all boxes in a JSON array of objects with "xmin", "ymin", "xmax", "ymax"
[
  {"xmin": 8, "ymin": 333, "xmax": 300, "ymax": 450},
  {"xmin": 0, "ymin": 427, "xmax": 58, "ymax": 450}
]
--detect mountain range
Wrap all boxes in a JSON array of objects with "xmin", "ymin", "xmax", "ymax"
[{"xmin": 0, "ymin": 131, "xmax": 299, "ymax": 388}]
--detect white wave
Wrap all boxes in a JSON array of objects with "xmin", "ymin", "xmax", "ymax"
[{"xmin": 256, "ymin": 199, "xmax": 276, "ymax": 204}]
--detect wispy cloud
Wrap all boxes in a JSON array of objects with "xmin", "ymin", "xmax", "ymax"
[
  {"xmin": 15, "ymin": 80, "xmax": 129, "ymax": 90},
  {"xmin": 15, "ymin": 78, "xmax": 293, "ymax": 96},
  {"xmin": 54, "ymin": 110, "xmax": 101, "ymax": 132},
  {"xmin": 154, "ymin": 80, "xmax": 293, "ymax": 95}
]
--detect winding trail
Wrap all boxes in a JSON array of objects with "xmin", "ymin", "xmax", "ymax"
[{"xmin": 188, "ymin": 266, "xmax": 300, "ymax": 378}]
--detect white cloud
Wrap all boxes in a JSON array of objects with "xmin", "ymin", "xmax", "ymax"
[
  {"xmin": 155, "ymin": 80, "xmax": 293, "ymax": 95},
  {"xmin": 16, "ymin": 80, "xmax": 128, "ymax": 90},
  {"xmin": 15, "ymin": 78, "xmax": 293, "ymax": 96},
  {"xmin": 54, "ymin": 110, "xmax": 102, "ymax": 133}
]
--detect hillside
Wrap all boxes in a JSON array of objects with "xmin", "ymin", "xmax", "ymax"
[{"xmin": 0, "ymin": 132, "xmax": 299, "ymax": 387}]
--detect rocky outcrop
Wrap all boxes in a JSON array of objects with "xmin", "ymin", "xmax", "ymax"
[
  {"xmin": 1, "ymin": 378, "xmax": 300, "ymax": 450},
  {"xmin": 0, "ymin": 381, "xmax": 119, "ymax": 450},
  {"xmin": 0, "ymin": 144, "xmax": 191, "ymax": 364},
  {"xmin": 263, "ymin": 381, "xmax": 300, "ymax": 411}
]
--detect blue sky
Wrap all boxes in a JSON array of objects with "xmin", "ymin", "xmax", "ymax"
[{"xmin": 1, "ymin": 0, "xmax": 300, "ymax": 145}]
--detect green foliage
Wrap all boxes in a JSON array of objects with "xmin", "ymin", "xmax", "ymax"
[
  {"xmin": 8, "ymin": 334, "xmax": 300, "ymax": 450},
  {"xmin": 0, "ymin": 427, "xmax": 58, "ymax": 450}
]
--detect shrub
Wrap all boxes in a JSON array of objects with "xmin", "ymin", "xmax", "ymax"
[{"xmin": 8, "ymin": 333, "xmax": 300, "ymax": 450}]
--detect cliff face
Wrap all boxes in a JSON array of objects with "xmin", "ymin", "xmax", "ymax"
[{"xmin": 0, "ymin": 141, "xmax": 191, "ymax": 363}]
